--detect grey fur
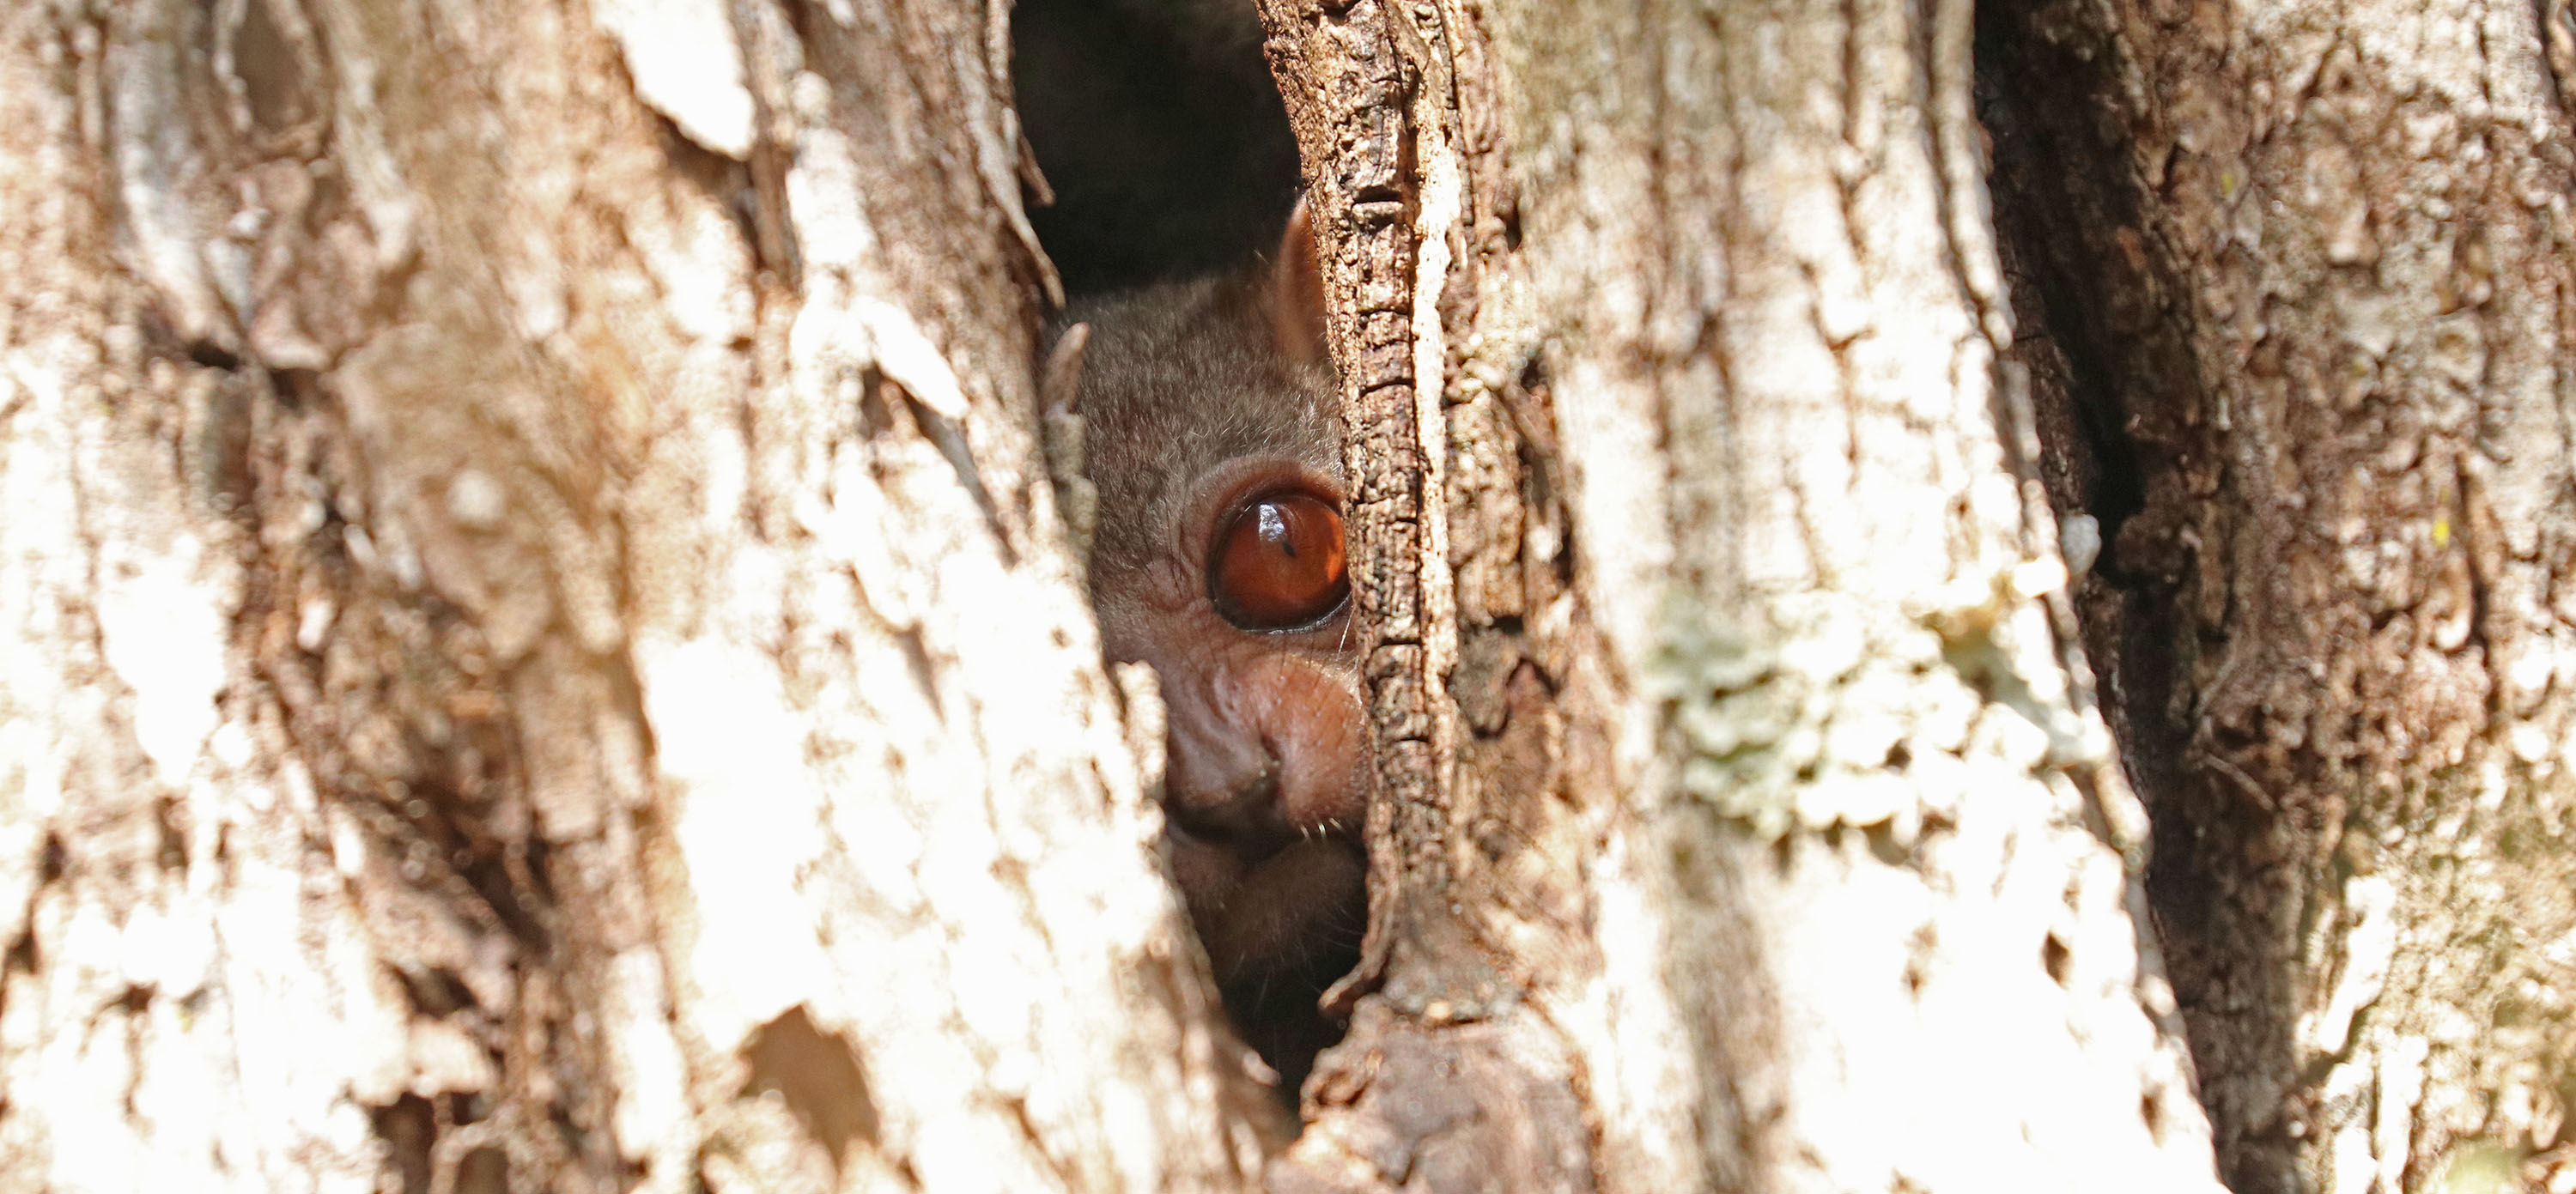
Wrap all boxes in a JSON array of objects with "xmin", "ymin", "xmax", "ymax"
[{"xmin": 1066, "ymin": 272, "xmax": 1341, "ymax": 595}]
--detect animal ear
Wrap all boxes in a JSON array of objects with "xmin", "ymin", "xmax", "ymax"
[
  {"xmin": 1041, "ymin": 321, "xmax": 1091, "ymax": 415},
  {"xmin": 1269, "ymin": 198, "xmax": 1330, "ymax": 368}
]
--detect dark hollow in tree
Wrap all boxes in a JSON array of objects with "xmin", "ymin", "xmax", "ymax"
[
  {"xmin": 1014, "ymin": 0, "xmax": 1365, "ymax": 1105},
  {"xmin": 1014, "ymin": 0, "xmax": 1303, "ymax": 297}
]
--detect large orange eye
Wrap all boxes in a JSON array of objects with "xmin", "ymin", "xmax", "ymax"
[{"xmin": 1209, "ymin": 491, "xmax": 1349, "ymax": 630}]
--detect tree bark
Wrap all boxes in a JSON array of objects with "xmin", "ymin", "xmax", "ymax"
[
  {"xmin": 1984, "ymin": 0, "xmax": 2576, "ymax": 1190},
  {"xmin": 1256, "ymin": 0, "xmax": 2221, "ymax": 1190},
  {"xmin": 0, "ymin": 1, "xmax": 1271, "ymax": 1190},
  {"xmin": 16, "ymin": 0, "xmax": 2570, "ymax": 1191}
]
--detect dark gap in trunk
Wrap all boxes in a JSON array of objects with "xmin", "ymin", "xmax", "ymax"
[
  {"xmin": 1014, "ymin": 0, "xmax": 1301, "ymax": 298},
  {"xmin": 1974, "ymin": 5, "xmax": 2180, "ymax": 808},
  {"xmin": 1012, "ymin": 0, "xmax": 1352, "ymax": 1112},
  {"xmin": 1976, "ymin": 9, "xmax": 2281, "ymax": 1191}
]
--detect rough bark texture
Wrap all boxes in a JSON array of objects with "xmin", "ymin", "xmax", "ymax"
[
  {"xmin": 25, "ymin": 0, "xmax": 2563, "ymax": 1189},
  {"xmin": 0, "ymin": 1, "xmax": 1272, "ymax": 1191},
  {"xmin": 1254, "ymin": 3, "xmax": 1607, "ymax": 1189},
  {"xmin": 1984, "ymin": 0, "xmax": 2576, "ymax": 1189},
  {"xmin": 1255, "ymin": 0, "xmax": 2222, "ymax": 1190}
]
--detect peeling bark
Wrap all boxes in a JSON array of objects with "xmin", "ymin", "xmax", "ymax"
[
  {"xmin": 1255, "ymin": 0, "xmax": 2218, "ymax": 1190},
  {"xmin": 0, "ymin": 1, "xmax": 1268, "ymax": 1190},
  {"xmin": 13, "ymin": 0, "xmax": 2561, "ymax": 1190}
]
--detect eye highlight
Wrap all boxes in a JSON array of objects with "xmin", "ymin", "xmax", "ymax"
[{"xmin": 1208, "ymin": 491, "xmax": 1349, "ymax": 630}]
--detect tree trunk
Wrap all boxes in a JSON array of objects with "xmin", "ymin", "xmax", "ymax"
[
  {"xmin": 1256, "ymin": 0, "xmax": 2220, "ymax": 1189},
  {"xmin": 1984, "ymin": 0, "xmax": 2576, "ymax": 1190},
  {"xmin": 12, "ymin": 0, "xmax": 2571, "ymax": 1191},
  {"xmin": 0, "ymin": 1, "xmax": 1272, "ymax": 1190}
]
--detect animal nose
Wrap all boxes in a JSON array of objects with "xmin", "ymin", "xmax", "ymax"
[
  {"xmin": 1148, "ymin": 650, "xmax": 1363, "ymax": 857},
  {"xmin": 1163, "ymin": 749, "xmax": 1291, "ymax": 855}
]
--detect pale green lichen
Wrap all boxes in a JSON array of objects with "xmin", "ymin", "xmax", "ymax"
[
  {"xmin": 1649, "ymin": 560, "xmax": 2110, "ymax": 845},
  {"xmin": 2430, "ymin": 1141, "xmax": 2521, "ymax": 1194}
]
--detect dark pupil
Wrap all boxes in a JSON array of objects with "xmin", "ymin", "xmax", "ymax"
[{"xmin": 1212, "ymin": 493, "xmax": 1348, "ymax": 629}]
